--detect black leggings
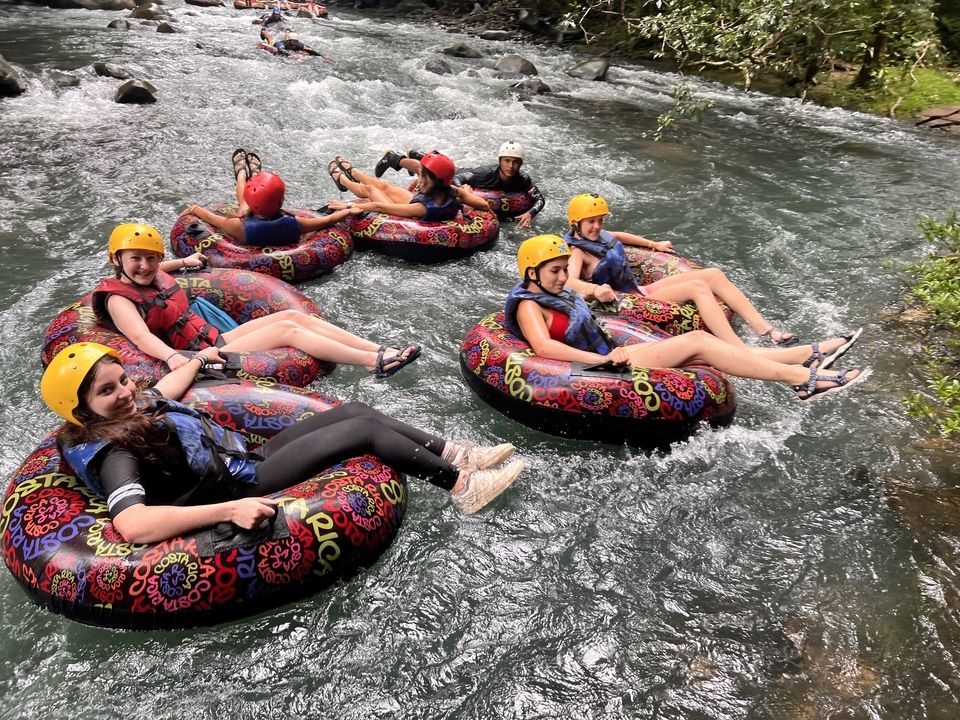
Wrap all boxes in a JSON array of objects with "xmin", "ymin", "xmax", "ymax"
[{"xmin": 248, "ymin": 402, "xmax": 458, "ymax": 496}]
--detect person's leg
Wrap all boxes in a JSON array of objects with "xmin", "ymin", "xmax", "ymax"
[
  {"xmin": 221, "ymin": 320, "xmax": 378, "ymax": 369},
  {"xmin": 645, "ymin": 268, "xmax": 793, "ymax": 342},
  {"xmin": 232, "ymin": 149, "xmax": 249, "ymax": 210},
  {"xmin": 252, "ymin": 404, "xmax": 457, "ymax": 493},
  {"xmin": 623, "ymin": 330, "xmax": 854, "ymax": 388},
  {"xmin": 221, "ymin": 312, "xmax": 417, "ymax": 369},
  {"xmin": 643, "ymin": 278, "xmax": 744, "ymax": 346},
  {"xmin": 333, "ymin": 157, "xmax": 414, "ymax": 203}
]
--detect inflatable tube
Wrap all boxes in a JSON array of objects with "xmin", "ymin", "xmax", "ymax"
[
  {"xmin": 592, "ymin": 293, "xmax": 706, "ymax": 337},
  {"xmin": 1, "ymin": 382, "xmax": 407, "ymax": 630},
  {"xmin": 460, "ymin": 312, "xmax": 736, "ymax": 447},
  {"xmin": 170, "ymin": 205, "xmax": 353, "ymax": 283},
  {"xmin": 470, "ymin": 188, "xmax": 533, "ymax": 220},
  {"xmin": 345, "ymin": 206, "xmax": 499, "ymax": 263},
  {"xmin": 41, "ymin": 268, "xmax": 330, "ymax": 388},
  {"xmin": 625, "ymin": 247, "xmax": 702, "ymax": 284}
]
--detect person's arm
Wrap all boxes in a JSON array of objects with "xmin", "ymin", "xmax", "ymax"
[
  {"xmin": 338, "ymin": 199, "xmax": 427, "ymax": 219},
  {"xmin": 455, "ymin": 185, "xmax": 494, "ymax": 211},
  {"xmin": 610, "ymin": 230, "xmax": 673, "ymax": 254},
  {"xmin": 183, "ymin": 205, "xmax": 246, "ymax": 239},
  {"xmin": 153, "ymin": 347, "xmax": 225, "ymax": 400},
  {"xmin": 297, "ymin": 207, "xmax": 358, "ymax": 232},
  {"xmin": 562, "ymin": 248, "xmax": 606, "ymax": 299},
  {"xmin": 159, "ymin": 252, "xmax": 206, "ymax": 274},
  {"xmin": 113, "ymin": 497, "xmax": 279, "ymax": 544},
  {"xmin": 106, "ymin": 294, "xmax": 189, "ymax": 367}
]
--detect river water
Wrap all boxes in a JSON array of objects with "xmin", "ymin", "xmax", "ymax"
[{"xmin": 2, "ymin": 2, "xmax": 960, "ymax": 718}]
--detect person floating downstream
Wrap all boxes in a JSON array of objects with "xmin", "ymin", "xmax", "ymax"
[
  {"xmin": 183, "ymin": 149, "xmax": 344, "ymax": 246},
  {"xmin": 375, "ymin": 141, "xmax": 545, "ymax": 228},
  {"xmin": 506, "ymin": 235, "xmax": 868, "ymax": 401},
  {"xmin": 259, "ymin": 28, "xmax": 331, "ymax": 59},
  {"xmin": 325, "ymin": 152, "xmax": 490, "ymax": 221},
  {"xmin": 93, "ymin": 222, "xmax": 420, "ymax": 377},
  {"xmin": 563, "ymin": 193, "xmax": 815, "ymax": 347},
  {"xmin": 41, "ymin": 343, "xmax": 525, "ymax": 543}
]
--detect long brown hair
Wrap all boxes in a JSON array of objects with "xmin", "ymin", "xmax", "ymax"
[{"xmin": 57, "ymin": 356, "xmax": 176, "ymax": 464}]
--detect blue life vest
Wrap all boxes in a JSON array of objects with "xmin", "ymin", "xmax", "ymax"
[
  {"xmin": 61, "ymin": 397, "xmax": 259, "ymax": 497},
  {"xmin": 563, "ymin": 228, "xmax": 639, "ymax": 292},
  {"xmin": 243, "ymin": 214, "xmax": 301, "ymax": 247},
  {"xmin": 410, "ymin": 189, "xmax": 460, "ymax": 222},
  {"xmin": 503, "ymin": 283, "xmax": 616, "ymax": 355}
]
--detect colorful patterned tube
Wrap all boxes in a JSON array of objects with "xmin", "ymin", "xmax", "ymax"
[
  {"xmin": 41, "ymin": 268, "xmax": 330, "ymax": 389},
  {"xmin": 0, "ymin": 382, "xmax": 407, "ymax": 630},
  {"xmin": 345, "ymin": 206, "xmax": 499, "ymax": 263},
  {"xmin": 460, "ymin": 312, "xmax": 737, "ymax": 447},
  {"xmin": 470, "ymin": 188, "xmax": 533, "ymax": 219},
  {"xmin": 170, "ymin": 204, "xmax": 353, "ymax": 284},
  {"xmin": 620, "ymin": 247, "xmax": 733, "ymax": 326}
]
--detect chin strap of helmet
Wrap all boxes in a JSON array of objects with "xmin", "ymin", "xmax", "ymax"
[{"xmin": 529, "ymin": 267, "xmax": 560, "ymax": 296}]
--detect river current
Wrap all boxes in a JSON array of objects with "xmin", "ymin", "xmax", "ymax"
[{"xmin": 1, "ymin": 2, "xmax": 960, "ymax": 718}]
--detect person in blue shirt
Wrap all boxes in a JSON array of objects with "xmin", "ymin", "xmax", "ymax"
[
  {"xmin": 183, "ymin": 148, "xmax": 354, "ymax": 247},
  {"xmin": 324, "ymin": 152, "xmax": 489, "ymax": 222}
]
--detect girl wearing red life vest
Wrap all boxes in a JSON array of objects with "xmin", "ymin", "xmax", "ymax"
[{"xmin": 93, "ymin": 223, "xmax": 420, "ymax": 377}]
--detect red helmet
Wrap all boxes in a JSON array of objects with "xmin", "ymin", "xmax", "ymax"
[
  {"xmin": 419, "ymin": 151, "xmax": 456, "ymax": 186},
  {"xmin": 243, "ymin": 172, "xmax": 285, "ymax": 217}
]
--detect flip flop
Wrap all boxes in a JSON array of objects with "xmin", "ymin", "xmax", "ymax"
[
  {"xmin": 327, "ymin": 160, "xmax": 347, "ymax": 191},
  {"xmin": 246, "ymin": 152, "xmax": 262, "ymax": 178},
  {"xmin": 374, "ymin": 344, "xmax": 422, "ymax": 378},
  {"xmin": 793, "ymin": 367, "xmax": 868, "ymax": 402},
  {"xmin": 231, "ymin": 148, "xmax": 247, "ymax": 180},
  {"xmin": 820, "ymin": 328, "xmax": 863, "ymax": 370},
  {"xmin": 334, "ymin": 156, "xmax": 357, "ymax": 182}
]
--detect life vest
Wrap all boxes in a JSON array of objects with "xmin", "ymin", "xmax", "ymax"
[
  {"xmin": 563, "ymin": 228, "xmax": 640, "ymax": 292},
  {"xmin": 503, "ymin": 283, "xmax": 616, "ymax": 355},
  {"xmin": 61, "ymin": 396, "xmax": 259, "ymax": 497},
  {"xmin": 92, "ymin": 270, "xmax": 221, "ymax": 351}
]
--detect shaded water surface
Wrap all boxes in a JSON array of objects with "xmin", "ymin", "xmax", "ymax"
[{"xmin": 1, "ymin": 2, "xmax": 960, "ymax": 717}]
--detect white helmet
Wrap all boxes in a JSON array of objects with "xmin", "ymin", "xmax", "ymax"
[{"xmin": 498, "ymin": 141, "xmax": 524, "ymax": 160}]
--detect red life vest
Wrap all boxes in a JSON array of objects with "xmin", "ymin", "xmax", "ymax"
[{"xmin": 92, "ymin": 271, "xmax": 220, "ymax": 351}]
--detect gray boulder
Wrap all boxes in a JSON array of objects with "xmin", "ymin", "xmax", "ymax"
[
  {"xmin": 566, "ymin": 57, "xmax": 609, "ymax": 81},
  {"xmin": 129, "ymin": 3, "xmax": 170, "ymax": 19},
  {"xmin": 424, "ymin": 58, "xmax": 452, "ymax": 75},
  {"xmin": 494, "ymin": 54, "xmax": 537, "ymax": 76},
  {"xmin": 50, "ymin": 70, "xmax": 81, "ymax": 88},
  {"xmin": 478, "ymin": 29, "xmax": 513, "ymax": 41},
  {"xmin": 115, "ymin": 79, "xmax": 157, "ymax": 103},
  {"xmin": 512, "ymin": 77, "xmax": 550, "ymax": 96},
  {"xmin": 94, "ymin": 62, "xmax": 133, "ymax": 80},
  {"xmin": 441, "ymin": 42, "xmax": 482, "ymax": 59},
  {"xmin": 156, "ymin": 20, "xmax": 178, "ymax": 32},
  {"xmin": 0, "ymin": 56, "xmax": 27, "ymax": 97},
  {"xmin": 107, "ymin": 18, "xmax": 131, "ymax": 29}
]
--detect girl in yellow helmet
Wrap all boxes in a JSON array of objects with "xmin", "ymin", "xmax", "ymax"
[
  {"xmin": 507, "ymin": 236, "xmax": 867, "ymax": 402},
  {"xmin": 95, "ymin": 223, "xmax": 421, "ymax": 377},
  {"xmin": 41, "ymin": 342, "xmax": 524, "ymax": 542},
  {"xmin": 564, "ymin": 193, "xmax": 816, "ymax": 347}
]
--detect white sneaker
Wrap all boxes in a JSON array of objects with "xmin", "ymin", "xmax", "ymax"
[
  {"xmin": 460, "ymin": 442, "xmax": 516, "ymax": 470},
  {"xmin": 451, "ymin": 459, "xmax": 525, "ymax": 515}
]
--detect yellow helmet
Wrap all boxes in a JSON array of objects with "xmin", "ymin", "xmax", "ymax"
[
  {"xmin": 108, "ymin": 223, "xmax": 164, "ymax": 262},
  {"xmin": 41, "ymin": 342, "xmax": 122, "ymax": 425},
  {"xmin": 567, "ymin": 193, "xmax": 609, "ymax": 225},
  {"xmin": 517, "ymin": 234, "xmax": 570, "ymax": 278}
]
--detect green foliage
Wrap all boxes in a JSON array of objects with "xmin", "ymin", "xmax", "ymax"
[
  {"xmin": 562, "ymin": 0, "xmax": 943, "ymax": 95},
  {"xmin": 903, "ymin": 211, "xmax": 960, "ymax": 437},
  {"xmin": 642, "ymin": 77, "xmax": 715, "ymax": 140},
  {"xmin": 804, "ymin": 66, "xmax": 960, "ymax": 115}
]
